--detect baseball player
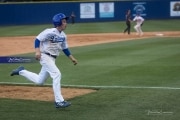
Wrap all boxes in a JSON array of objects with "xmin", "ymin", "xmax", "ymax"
[
  {"xmin": 133, "ymin": 14, "xmax": 144, "ymax": 36},
  {"xmin": 10, "ymin": 13, "xmax": 78, "ymax": 108},
  {"xmin": 123, "ymin": 9, "xmax": 132, "ymax": 35},
  {"xmin": 70, "ymin": 11, "xmax": 76, "ymax": 24}
]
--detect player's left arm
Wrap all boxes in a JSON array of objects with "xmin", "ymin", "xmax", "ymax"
[
  {"xmin": 141, "ymin": 17, "xmax": 145, "ymax": 26},
  {"xmin": 63, "ymin": 48, "xmax": 78, "ymax": 65},
  {"xmin": 61, "ymin": 35, "xmax": 78, "ymax": 65}
]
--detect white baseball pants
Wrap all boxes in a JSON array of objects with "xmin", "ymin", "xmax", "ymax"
[
  {"xmin": 134, "ymin": 24, "xmax": 143, "ymax": 36},
  {"xmin": 19, "ymin": 53, "xmax": 64, "ymax": 102}
]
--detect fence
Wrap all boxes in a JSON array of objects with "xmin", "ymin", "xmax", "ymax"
[{"xmin": 0, "ymin": 0, "xmax": 179, "ymax": 25}]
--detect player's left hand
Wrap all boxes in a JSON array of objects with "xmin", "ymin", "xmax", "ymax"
[
  {"xmin": 69, "ymin": 55, "xmax": 77, "ymax": 65},
  {"xmin": 72, "ymin": 58, "xmax": 78, "ymax": 65}
]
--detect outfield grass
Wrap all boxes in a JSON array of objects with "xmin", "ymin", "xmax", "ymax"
[
  {"xmin": 0, "ymin": 19, "xmax": 179, "ymax": 36},
  {"xmin": 0, "ymin": 20, "xmax": 180, "ymax": 120},
  {"xmin": 1, "ymin": 37, "xmax": 180, "ymax": 120},
  {"xmin": 1, "ymin": 88, "xmax": 180, "ymax": 120}
]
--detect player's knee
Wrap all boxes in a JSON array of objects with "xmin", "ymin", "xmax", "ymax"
[
  {"xmin": 36, "ymin": 81, "xmax": 44, "ymax": 85},
  {"xmin": 55, "ymin": 73, "xmax": 61, "ymax": 80},
  {"xmin": 134, "ymin": 25, "xmax": 138, "ymax": 29},
  {"xmin": 35, "ymin": 77, "xmax": 46, "ymax": 85},
  {"xmin": 52, "ymin": 71, "xmax": 61, "ymax": 80}
]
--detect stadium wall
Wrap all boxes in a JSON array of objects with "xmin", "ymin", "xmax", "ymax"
[{"xmin": 0, "ymin": 0, "xmax": 179, "ymax": 25}]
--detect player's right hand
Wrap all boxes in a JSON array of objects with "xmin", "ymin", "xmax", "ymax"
[{"xmin": 35, "ymin": 52, "xmax": 41, "ymax": 61}]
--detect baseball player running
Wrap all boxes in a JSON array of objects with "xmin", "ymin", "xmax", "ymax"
[
  {"xmin": 133, "ymin": 14, "xmax": 144, "ymax": 36},
  {"xmin": 10, "ymin": 13, "xmax": 78, "ymax": 108}
]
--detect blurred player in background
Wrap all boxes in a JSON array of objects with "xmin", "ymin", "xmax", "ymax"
[
  {"xmin": 123, "ymin": 9, "xmax": 132, "ymax": 35},
  {"xmin": 70, "ymin": 11, "xmax": 76, "ymax": 24},
  {"xmin": 133, "ymin": 14, "xmax": 144, "ymax": 36}
]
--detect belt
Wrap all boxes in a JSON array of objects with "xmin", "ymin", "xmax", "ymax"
[{"xmin": 44, "ymin": 53, "xmax": 57, "ymax": 59}]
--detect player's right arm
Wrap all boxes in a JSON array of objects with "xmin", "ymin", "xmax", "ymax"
[
  {"xmin": 34, "ymin": 38, "xmax": 41, "ymax": 60},
  {"xmin": 34, "ymin": 29, "xmax": 49, "ymax": 60},
  {"xmin": 133, "ymin": 16, "xmax": 136, "ymax": 22}
]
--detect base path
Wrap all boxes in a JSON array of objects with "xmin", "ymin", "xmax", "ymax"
[
  {"xmin": 0, "ymin": 31, "xmax": 179, "ymax": 56},
  {"xmin": 0, "ymin": 31, "xmax": 179, "ymax": 101}
]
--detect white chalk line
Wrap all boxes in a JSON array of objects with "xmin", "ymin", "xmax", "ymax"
[{"xmin": 0, "ymin": 82, "xmax": 180, "ymax": 90}]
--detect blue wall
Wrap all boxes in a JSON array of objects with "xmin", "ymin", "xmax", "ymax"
[{"xmin": 0, "ymin": 0, "xmax": 179, "ymax": 25}]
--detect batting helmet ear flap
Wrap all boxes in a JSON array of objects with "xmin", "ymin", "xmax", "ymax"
[{"xmin": 52, "ymin": 13, "xmax": 69, "ymax": 27}]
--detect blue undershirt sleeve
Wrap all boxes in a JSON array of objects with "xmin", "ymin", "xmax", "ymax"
[
  {"xmin": 63, "ymin": 48, "xmax": 71, "ymax": 56},
  {"xmin": 34, "ymin": 38, "xmax": 40, "ymax": 48}
]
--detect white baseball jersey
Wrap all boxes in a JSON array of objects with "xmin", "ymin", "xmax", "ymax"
[
  {"xmin": 36, "ymin": 28, "xmax": 68, "ymax": 56},
  {"xmin": 133, "ymin": 16, "xmax": 144, "ymax": 25}
]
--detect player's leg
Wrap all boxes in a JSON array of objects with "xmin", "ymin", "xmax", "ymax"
[
  {"xmin": 124, "ymin": 28, "xmax": 127, "ymax": 33},
  {"xmin": 19, "ymin": 67, "xmax": 49, "ymax": 85},
  {"xmin": 44, "ymin": 55, "xmax": 71, "ymax": 108},
  {"xmin": 41, "ymin": 54, "xmax": 64, "ymax": 102},
  {"xmin": 127, "ymin": 23, "xmax": 131, "ymax": 34},
  {"xmin": 124, "ymin": 23, "xmax": 128, "ymax": 33},
  {"xmin": 139, "ymin": 27, "xmax": 143, "ymax": 36},
  {"xmin": 134, "ymin": 24, "xmax": 139, "ymax": 35},
  {"xmin": 46, "ymin": 62, "xmax": 64, "ymax": 102},
  {"xmin": 11, "ymin": 65, "xmax": 49, "ymax": 85},
  {"xmin": 18, "ymin": 54, "xmax": 51, "ymax": 84}
]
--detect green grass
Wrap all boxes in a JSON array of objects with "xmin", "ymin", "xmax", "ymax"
[
  {"xmin": 1, "ymin": 37, "xmax": 180, "ymax": 120},
  {"xmin": 0, "ymin": 19, "xmax": 179, "ymax": 36},
  {"xmin": 1, "ymin": 37, "xmax": 180, "ymax": 87},
  {"xmin": 1, "ymin": 89, "xmax": 180, "ymax": 120},
  {"xmin": 0, "ymin": 20, "xmax": 180, "ymax": 120}
]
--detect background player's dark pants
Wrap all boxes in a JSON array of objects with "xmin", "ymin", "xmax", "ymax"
[
  {"xmin": 124, "ymin": 22, "xmax": 131, "ymax": 34},
  {"xmin": 71, "ymin": 18, "xmax": 75, "ymax": 24}
]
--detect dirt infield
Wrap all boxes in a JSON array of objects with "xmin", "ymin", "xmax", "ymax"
[
  {"xmin": 0, "ymin": 31, "xmax": 179, "ymax": 101},
  {"xmin": 1, "ymin": 31, "xmax": 180, "ymax": 56}
]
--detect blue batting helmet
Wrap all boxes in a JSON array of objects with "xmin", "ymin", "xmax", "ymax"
[{"xmin": 52, "ymin": 13, "xmax": 69, "ymax": 27}]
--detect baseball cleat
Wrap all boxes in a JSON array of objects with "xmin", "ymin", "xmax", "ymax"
[
  {"xmin": 55, "ymin": 101, "xmax": 71, "ymax": 108},
  {"xmin": 10, "ymin": 66, "xmax": 24, "ymax": 76}
]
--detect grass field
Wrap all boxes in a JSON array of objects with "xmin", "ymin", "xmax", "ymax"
[
  {"xmin": 0, "ymin": 19, "xmax": 180, "ymax": 36},
  {"xmin": 0, "ymin": 20, "xmax": 180, "ymax": 120}
]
